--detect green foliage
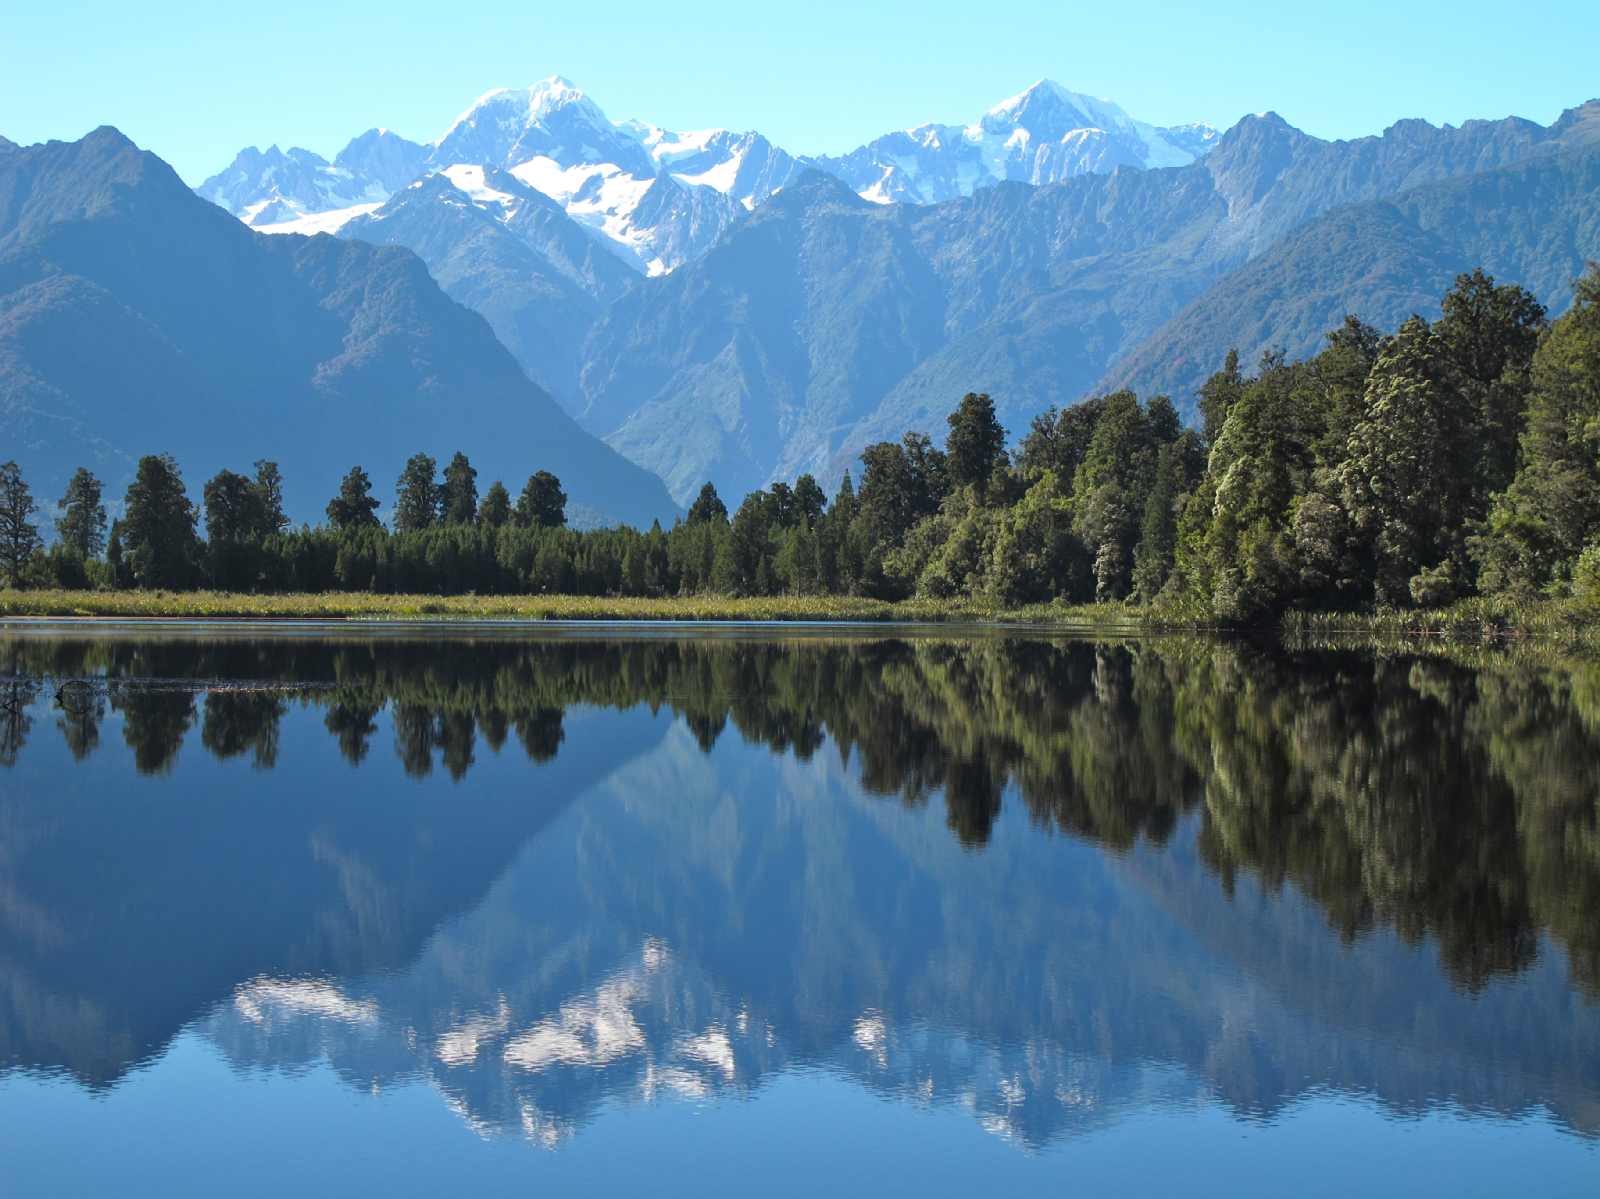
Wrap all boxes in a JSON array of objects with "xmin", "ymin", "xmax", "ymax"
[
  {"xmin": 686, "ymin": 482, "xmax": 729, "ymax": 526},
  {"xmin": 945, "ymin": 391, "xmax": 1007, "ymax": 493},
  {"xmin": 122, "ymin": 454, "xmax": 200, "ymax": 590},
  {"xmin": 253, "ymin": 460, "xmax": 289, "ymax": 536},
  {"xmin": 1017, "ymin": 396, "xmax": 1105, "ymax": 488},
  {"xmin": 1573, "ymin": 543, "xmax": 1600, "ymax": 605},
  {"xmin": 55, "ymin": 468, "xmax": 107, "ymax": 559},
  {"xmin": 479, "ymin": 481, "xmax": 512, "ymax": 529},
  {"xmin": 0, "ymin": 461, "xmax": 42, "ymax": 588},
  {"xmin": 441, "ymin": 451, "xmax": 479, "ymax": 526},
  {"xmin": 1475, "ymin": 265, "xmax": 1600, "ymax": 593},
  {"xmin": 394, "ymin": 453, "xmax": 441, "ymax": 534},
  {"xmin": 327, "ymin": 466, "xmax": 381, "ymax": 531},
  {"xmin": 987, "ymin": 472, "xmax": 1084, "ymax": 604},
  {"xmin": 515, "ymin": 470, "xmax": 567, "ymax": 529},
  {"xmin": 13, "ymin": 265, "xmax": 1598, "ymax": 623}
]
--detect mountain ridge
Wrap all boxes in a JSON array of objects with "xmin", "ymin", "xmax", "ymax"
[
  {"xmin": 571, "ymin": 99, "xmax": 1600, "ymax": 500},
  {"xmin": 194, "ymin": 76, "xmax": 1217, "ymax": 275},
  {"xmin": 0, "ymin": 127, "xmax": 680, "ymax": 527}
]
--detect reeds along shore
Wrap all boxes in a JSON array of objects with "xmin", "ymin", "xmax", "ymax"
[{"xmin": 4, "ymin": 588, "xmax": 1600, "ymax": 647}]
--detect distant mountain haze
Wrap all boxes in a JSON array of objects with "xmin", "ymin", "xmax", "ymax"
[
  {"xmin": 0, "ymin": 127, "xmax": 680, "ymax": 527},
  {"xmin": 1100, "ymin": 101, "xmax": 1600, "ymax": 402},
  {"xmin": 573, "ymin": 101, "xmax": 1600, "ymax": 501},
  {"xmin": 11, "ymin": 83, "xmax": 1600, "ymax": 516},
  {"xmin": 195, "ymin": 76, "xmax": 1218, "ymax": 274}
]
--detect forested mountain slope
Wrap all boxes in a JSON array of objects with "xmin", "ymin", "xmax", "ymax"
[
  {"xmin": 1101, "ymin": 105, "xmax": 1600, "ymax": 403},
  {"xmin": 576, "ymin": 103, "xmax": 1600, "ymax": 501}
]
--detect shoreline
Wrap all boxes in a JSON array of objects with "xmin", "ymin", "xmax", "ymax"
[
  {"xmin": 2, "ymin": 589, "xmax": 1597, "ymax": 647},
  {"xmin": 0, "ymin": 589, "xmax": 1172, "ymax": 629}
]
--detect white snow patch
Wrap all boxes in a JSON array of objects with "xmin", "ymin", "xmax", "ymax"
[
  {"xmin": 252, "ymin": 201, "xmax": 383, "ymax": 236},
  {"xmin": 672, "ymin": 152, "xmax": 741, "ymax": 193},
  {"xmin": 439, "ymin": 163, "xmax": 520, "ymax": 213}
]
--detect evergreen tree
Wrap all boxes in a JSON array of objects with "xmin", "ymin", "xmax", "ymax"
[
  {"xmin": 987, "ymin": 471, "xmax": 1082, "ymax": 603},
  {"xmin": 1179, "ymin": 354, "xmax": 1315, "ymax": 619},
  {"xmin": 516, "ymin": 471, "xmax": 567, "ymax": 529},
  {"xmin": 1198, "ymin": 349, "xmax": 1245, "ymax": 445},
  {"xmin": 1340, "ymin": 317, "xmax": 1466, "ymax": 605},
  {"xmin": 1435, "ymin": 269, "xmax": 1545, "ymax": 496},
  {"xmin": 724, "ymin": 494, "xmax": 772, "ymax": 595},
  {"xmin": 55, "ymin": 468, "xmax": 107, "ymax": 559},
  {"xmin": 327, "ymin": 466, "xmax": 381, "ymax": 531},
  {"xmin": 394, "ymin": 453, "xmax": 441, "ymax": 534},
  {"xmin": 253, "ymin": 460, "xmax": 289, "ymax": 536},
  {"xmin": 0, "ymin": 461, "xmax": 42, "ymax": 587},
  {"xmin": 767, "ymin": 481, "xmax": 797, "ymax": 528},
  {"xmin": 1132, "ymin": 440, "xmax": 1189, "ymax": 601},
  {"xmin": 106, "ymin": 519, "xmax": 128, "ymax": 587},
  {"xmin": 204, "ymin": 470, "xmax": 268, "ymax": 545},
  {"xmin": 441, "ymin": 451, "xmax": 479, "ymax": 525},
  {"xmin": 122, "ymin": 454, "xmax": 200, "ymax": 589},
  {"xmin": 479, "ymin": 481, "xmax": 512, "ymax": 529},
  {"xmin": 1476, "ymin": 265, "xmax": 1600, "ymax": 592},
  {"xmin": 1070, "ymin": 391, "xmax": 1162, "ymax": 602},
  {"xmin": 1017, "ymin": 397, "xmax": 1106, "ymax": 487},
  {"xmin": 857, "ymin": 434, "xmax": 946, "ymax": 547},
  {"xmin": 945, "ymin": 392, "xmax": 1007, "ymax": 493},
  {"xmin": 792, "ymin": 474, "xmax": 828, "ymax": 527},
  {"xmin": 686, "ymin": 482, "xmax": 728, "ymax": 525}
]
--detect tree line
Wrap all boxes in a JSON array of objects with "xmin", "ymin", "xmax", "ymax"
[{"xmin": 3, "ymin": 264, "xmax": 1598, "ymax": 616}]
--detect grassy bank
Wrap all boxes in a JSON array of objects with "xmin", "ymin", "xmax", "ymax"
[
  {"xmin": 4, "ymin": 588, "xmax": 1595, "ymax": 645},
  {"xmin": 0, "ymin": 588, "xmax": 1177, "ymax": 627},
  {"xmin": 1282, "ymin": 596, "xmax": 1600, "ymax": 644}
]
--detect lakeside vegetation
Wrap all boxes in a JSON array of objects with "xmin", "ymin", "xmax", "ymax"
[
  {"xmin": 7, "ymin": 586, "xmax": 1600, "ymax": 643},
  {"xmin": 0, "ymin": 587, "xmax": 1179, "ymax": 628},
  {"xmin": 3, "ymin": 266, "xmax": 1598, "ymax": 627}
]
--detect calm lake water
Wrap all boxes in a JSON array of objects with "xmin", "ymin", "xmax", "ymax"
[{"xmin": 1, "ymin": 624, "xmax": 1597, "ymax": 1196}]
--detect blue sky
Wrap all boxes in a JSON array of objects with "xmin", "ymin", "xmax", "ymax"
[{"xmin": 4, "ymin": 1, "xmax": 1597, "ymax": 183}]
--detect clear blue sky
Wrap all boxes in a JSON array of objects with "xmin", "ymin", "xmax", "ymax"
[{"xmin": 4, "ymin": 0, "xmax": 1597, "ymax": 184}]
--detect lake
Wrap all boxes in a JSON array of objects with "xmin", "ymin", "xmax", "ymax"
[{"xmin": 1, "ymin": 624, "xmax": 1596, "ymax": 1196}]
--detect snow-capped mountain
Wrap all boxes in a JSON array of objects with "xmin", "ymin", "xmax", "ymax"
[
  {"xmin": 194, "ymin": 76, "xmax": 1214, "ymax": 274},
  {"xmin": 429, "ymin": 79, "xmax": 802, "ymax": 272},
  {"xmin": 198, "ymin": 77, "xmax": 800, "ymax": 274},
  {"xmin": 196, "ymin": 129, "xmax": 428, "ymax": 233},
  {"xmin": 809, "ymin": 80, "xmax": 1218, "ymax": 204},
  {"xmin": 341, "ymin": 165, "xmax": 640, "ymax": 405}
]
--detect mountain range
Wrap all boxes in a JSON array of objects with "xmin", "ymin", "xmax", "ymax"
[
  {"xmin": 6, "ymin": 82, "xmax": 1600, "ymax": 517},
  {"xmin": 189, "ymin": 79, "xmax": 1600, "ymax": 505},
  {"xmin": 197, "ymin": 77, "xmax": 1218, "ymax": 275},
  {"xmin": 0, "ymin": 127, "xmax": 678, "ymax": 526},
  {"xmin": 576, "ymin": 103, "xmax": 1600, "ymax": 500}
]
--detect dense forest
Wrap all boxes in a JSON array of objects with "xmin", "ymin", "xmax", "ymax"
[{"xmin": 2, "ymin": 265, "xmax": 1598, "ymax": 621}]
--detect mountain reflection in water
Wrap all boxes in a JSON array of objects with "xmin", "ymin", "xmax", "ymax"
[{"xmin": 1, "ymin": 628, "xmax": 1598, "ymax": 1156}]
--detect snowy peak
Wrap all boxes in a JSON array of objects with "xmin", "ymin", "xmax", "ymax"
[
  {"xmin": 195, "ymin": 143, "xmax": 394, "ymax": 230},
  {"xmin": 196, "ymin": 76, "xmax": 1212, "ymax": 270},
  {"xmin": 975, "ymin": 79, "xmax": 1209, "ymax": 171},
  {"xmin": 441, "ymin": 76, "xmax": 603, "ymax": 137},
  {"xmin": 434, "ymin": 76, "xmax": 653, "ymax": 177},
  {"xmin": 812, "ymin": 82, "xmax": 1214, "ymax": 205},
  {"xmin": 633, "ymin": 126, "xmax": 801, "ymax": 208},
  {"xmin": 979, "ymin": 79, "xmax": 1123, "ymax": 138},
  {"xmin": 334, "ymin": 128, "xmax": 429, "ymax": 193}
]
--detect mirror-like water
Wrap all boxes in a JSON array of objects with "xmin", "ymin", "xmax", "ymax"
[{"xmin": 1, "ymin": 626, "xmax": 1596, "ymax": 1196}]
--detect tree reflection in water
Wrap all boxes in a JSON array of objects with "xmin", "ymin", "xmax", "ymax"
[
  {"xmin": 3, "ymin": 630, "xmax": 1599, "ymax": 1152},
  {"xmin": 4, "ymin": 633, "xmax": 1598, "ymax": 996}
]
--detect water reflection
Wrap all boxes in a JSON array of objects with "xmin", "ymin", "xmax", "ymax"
[{"xmin": 1, "ymin": 630, "xmax": 1598, "ymax": 1151}]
